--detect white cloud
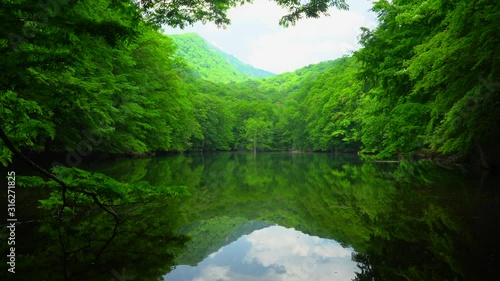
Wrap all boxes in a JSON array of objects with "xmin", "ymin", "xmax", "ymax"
[
  {"xmin": 242, "ymin": 226, "xmax": 357, "ymax": 281},
  {"xmin": 191, "ymin": 264, "xmax": 284, "ymax": 281},
  {"xmin": 164, "ymin": 225, "xmax": 359, "ymax": 281},
  {"xmin": 245, "ymin": 4, "xmax": 375, "ymax": 73},
  {"xmin": 193, "ymin": 265, "xmax": 230, "ymax": 281},
  {"xmin": 163, "ymin": 0, "xmax": 377, "ymax": 73}
]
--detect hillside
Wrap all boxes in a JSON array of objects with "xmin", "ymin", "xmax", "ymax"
[
  {"xmin": 254, "ymin": 59, "xmax": 344, "ymax": 100},
  {"xmin": 185, "ymin": 56, "xmax": 359, "ymax": 152},
  {"xmin": 170, "ymin": 33, "xmax": 275, "ymax": 83}
]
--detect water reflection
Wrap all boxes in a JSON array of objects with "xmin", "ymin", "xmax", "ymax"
[
  {"xmin": 165, "ymin": 225, "xmax": 359, "ymax": 281},
  {"xmin": 80, "ymin": 153, "xmax": 500, "ymax": 281},
  {"xmin": 2, "ymin": 181, "xmax": 189, "ymax": 281}
]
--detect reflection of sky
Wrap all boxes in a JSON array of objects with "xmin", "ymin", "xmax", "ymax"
[{"xmin": 164, "ymin": 225, "xmax": 359, "ymax": 281}]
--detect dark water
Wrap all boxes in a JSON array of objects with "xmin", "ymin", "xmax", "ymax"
[{"xmin": 3, "ymin": 152, "xmax": 500, "ymax": 281}]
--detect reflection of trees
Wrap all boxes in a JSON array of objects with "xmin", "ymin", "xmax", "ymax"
[
  {"xmin": 178, "ymin": 154, "xmax": 479, "ymax": 281},
  {"xmin": 351, "ymin": 170, "xmax": 474, "ymax": 281},
  {"xmin": 78, "ymin": 153, "xmax": 487, "ymax": 281},
  {"xmin": 84, "ymin": 155, "xmax": 204, "ymax": 189},
  {"xmin": 351, "ymin": 252, "xmax": 381, "ymax": 281},
  {"xmin": 85, "ymin": 157, "xmax": 151, "ymax": 184},
  {"xmin": 154, "ymin": 153, "xmax": 401, "ymax": 264},
  {"xmin": 12, "ymin": 166, "xmax": 190, "ymax": 281},
  {"xmin": 14, "ymin": 197, "xmax": 189, "ymax": 281},
  {"xmin": 352, "ymin": 226, "xmax": 465, "ymax": 281}
]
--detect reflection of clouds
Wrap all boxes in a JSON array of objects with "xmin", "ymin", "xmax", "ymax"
[
  {"xmin": 245, "ymin": 226, "xmax": 352, "ymax": 262},
  {"xmin": 193, "ymin": 265, "xmax": 279, "ymax": 281},
  {"xmin": 193, "ymin": 266, "xmax": 230, "ymax": 281},
  {"xmin": 313, "ymin": 239, "xmax": 352, "ymax": 258},
  {"xmin": 244, "ymin": 226, "xmax": 357, "ymax": 281},
  {"xmin": 165, "ymin": 225, "xmax": 358, "ymax": 281}
]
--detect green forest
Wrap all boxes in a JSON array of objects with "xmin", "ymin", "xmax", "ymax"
[
  {"xmin": 2, "ymin": 0, "xmax": 499, "ymax": 166},
  {"xmin": 1, "ymin": 1, "xmax": 499, "ymax": 280}
]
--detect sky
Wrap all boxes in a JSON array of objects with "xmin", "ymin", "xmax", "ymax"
[{"xmin": 162, "ymin": 0, "xmax": 378, "ymax": 74}]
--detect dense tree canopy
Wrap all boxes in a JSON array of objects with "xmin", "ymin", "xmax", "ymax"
[{"xmin": 355, "ymin": 0, "xmax": 499, "ymax": 163}]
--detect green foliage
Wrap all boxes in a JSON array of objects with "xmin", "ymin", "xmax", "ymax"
[
  {"xmin": 297, "ymin": 57, "xmax": 363, "ymax": 152},
  {"xmin": 243, "ymin": 117, "xmax": 273, "ymax": 152},
  {"xmin": 355, "ymin": 0, "xmax": 500, "ymax": 160},
  {"xmin": 19, "ymin": 166, "xmax": 189, "ymax": 207},
  {"xmin": 0, "ymin": 0, "xmax": 202, "ymax": 158},
  {"xmin": 380, "ymin": 102, "xmax": 431, "ymax": 157},
  {"xmin": 0, "ymin": 91, "xmax": 55, "ymax": 165},
  {"xmin": 170, "ymin": 33, "xmax": 275, "ymax": 83},
  {"xmin": 139, "ymin": 0, "xmax": 349, "ymax": 28},
  {"xmin": 191, "ymin": 91, "xmax": 235, "ymax": 151},
  {"xmin": 404, "ymin": 0, "xmax": 500, "ymax": 156}
]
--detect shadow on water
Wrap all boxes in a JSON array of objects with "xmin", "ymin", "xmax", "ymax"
[{"xmin": 3, "ymin": 152, "xmax": 499, "ymax": 280}]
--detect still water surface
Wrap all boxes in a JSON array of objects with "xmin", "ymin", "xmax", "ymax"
[
  {"xmin": 6, "ymin": 152, "xmax": 500, "ymax": 281},
  {"xmin": 85, "ymin": 152, "xmax": 500, "ymax": 281}
]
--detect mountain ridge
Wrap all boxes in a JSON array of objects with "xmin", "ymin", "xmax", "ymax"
[{"xmin": 169, "ymin": 33, "xmax": 275, "ymax": 83}]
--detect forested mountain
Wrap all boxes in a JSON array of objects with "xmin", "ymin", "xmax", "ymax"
[
  {"xmin": 177, "ymin": 218, "xmax": 272, "ymax": 266},
  {"xmin": 170, "ymin": 33, "xmax": 275, "ymax": 83},
  {"xmin": 1, "ymin": 0, "xmax": 499, "ymax": 166}
]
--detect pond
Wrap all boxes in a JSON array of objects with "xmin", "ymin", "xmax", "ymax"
[{"xmin": 4, "ymin": 152, "xmax": 500, "ymax": 281}]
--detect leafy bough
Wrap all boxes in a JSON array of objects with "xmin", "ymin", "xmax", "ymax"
[{"xmin": 1, "ymin": 126, "xmax": 189, "ymax": 278}]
